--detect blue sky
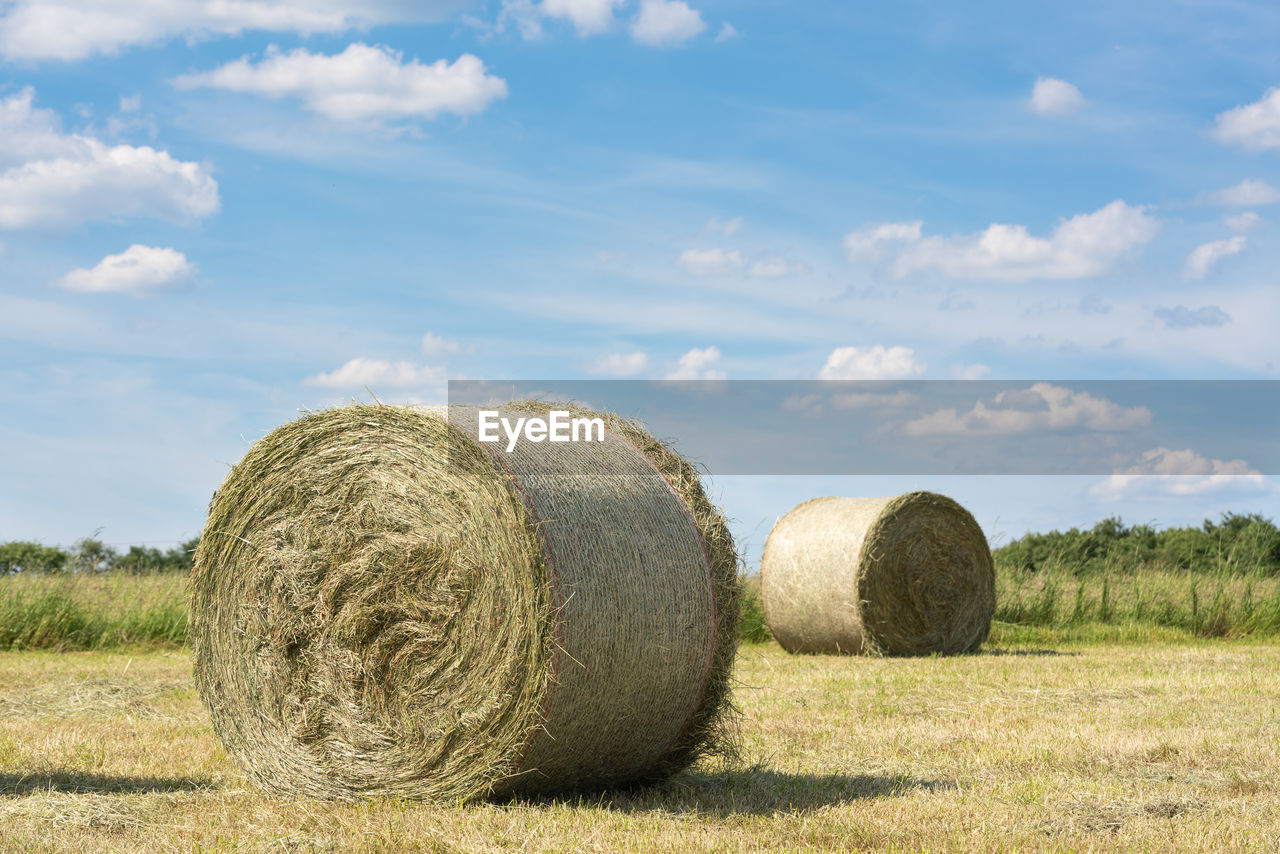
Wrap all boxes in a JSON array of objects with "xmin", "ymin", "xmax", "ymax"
[{"xmin": 1, "ymin": 0, "xmax": 1277, "ymax": 563}]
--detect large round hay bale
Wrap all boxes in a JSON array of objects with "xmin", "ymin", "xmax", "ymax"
[
  {"xmin": 760, "ymin": 492, "xmax": 993, "ymax": 656},
  {"xmin": 190, "ymin": 402, "xmax": 739, "ymax": 801}
]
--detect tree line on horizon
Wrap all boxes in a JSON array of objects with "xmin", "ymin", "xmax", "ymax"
[
  {"xmin": 995, "ymin": 512, "xmax": 1280, "ymax": 576},
  {"xmin": 0, "ymin": 537, "xmax": 198, "ymax": 574},
  {"xmin": 3, "ymin": 512, "xmax": 1279, "ymax": 576}
]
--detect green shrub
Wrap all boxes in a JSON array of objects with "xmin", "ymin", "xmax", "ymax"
[{"xmin": 738, "ymin": 577, "xmax": 771, "ymax": 644}]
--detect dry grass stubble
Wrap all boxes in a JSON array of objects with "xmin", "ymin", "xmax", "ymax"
[{"xmin": 2, "ymin": 640, "xmax": 1279, "ymax": 852}]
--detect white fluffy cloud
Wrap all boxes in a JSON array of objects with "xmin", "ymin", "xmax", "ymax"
[
  {"xmin": 590, "ymin": 351, "xmax": 650, "ymax": 375},
  {"xmin": 1029, "ymin": 77, "xmax": 1085, "ymax": 115},
  {"xmin": 1204, "ymin": 179, "xmax": 1280, "ymax": 206},
  {"xmin": 175, "ymin": 44, "xmax": 507, "ymax": 122},
  {"xmin": 818, "ymin": 345, "xmax": 924, "ymax": 380},
  {"xmin": 59, "ymin": 245, "xmax": 194, "ymax": 295},
  {"xmin": 904, "ymin": 383, "xmax": 1151, "ymax": 436},
  {"xmin": 846, "ymin": 202, "xmax": 1157, "ymax": 281},
  {"xmin": 631, "ymin": 0, "xmax": 706, "ymax": 46},
  {"xmin": 0, "ymin": 1, "xmax": 459, "ymax": 62},
  {"xmin": 1184, "ymin": 236, "xmax": 1246, "ymax": 279},
  {"xmin": 0, "ymin": 88, "xmax": 218, "ymax": 229},
  {"xmin": 304, "ymin": 357, "xmax": 445, "ymax": 389},
  {"xmin": 678, "ymin": 247, "xmax": 743, "ymax": 275},
  {"xmin": 1092, "ymin": 448, "xmax": 1267, "ymax": 498},
  {"xmin": 666, "ymin": 346, "xmax": 724, "ymax": 380},
  {"xmin": 1213, "ymin": 87, "xmax": 1280, "ymax": 152}
]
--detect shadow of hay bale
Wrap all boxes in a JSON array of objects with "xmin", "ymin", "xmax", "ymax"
[
  {"xmin": 769, "ymin": 645, "xmax": 1074, "ymax": 659},
  {"xmin": 0, "ymin": 770, "xmax": 215, "ymax": 796},
  {"xmin": 506, "ymin": 767, "xmax": 954, "ymax": 816}
]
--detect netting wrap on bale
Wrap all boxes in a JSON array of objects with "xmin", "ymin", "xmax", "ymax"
[
  {"xmin": 190, "ymin": 403, "xmax": 739, "ymax": 801},
  {"xmin": 761, "ymin": 492, "xmax": 994, "ymax": 656}
]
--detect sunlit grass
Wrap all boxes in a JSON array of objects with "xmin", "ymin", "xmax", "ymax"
[
  {"xmin": 0, "ymin": 572, "xmax": 186, "ymax": 651},
  {"xmin": 3, "ymin": 643, "xmax": 1279, "ymax": 851},
  {"xmin": 9, "ymin": 551, "xmax": 1280, "ymax": 654}
]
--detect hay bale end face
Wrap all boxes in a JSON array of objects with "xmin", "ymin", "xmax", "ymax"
[
  {"xmin": 191, "ymin": 403, "xmax": 739, "ymax": 801},
  {"xmin": 761, "ymin": 492, "xmax": 994, "ymax": 656}
]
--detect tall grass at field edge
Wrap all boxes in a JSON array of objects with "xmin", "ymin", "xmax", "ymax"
[
  {"xmin": 6, "ymin": 560, "xmax": 1280, "ymax": 652},
  {"xmin": 0, "ymin": 571, "xmax": 187, "ymax": 650}
]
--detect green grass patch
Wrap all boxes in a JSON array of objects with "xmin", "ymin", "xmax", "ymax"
[
  {"xmin": 0, "ymin": 571, "xmax": 187, "ymax": 651},
  {"xmin": 11, "ymin": 512, "xmax": 1280, "ymax": 652},
  {"xmin": 995, "ymin": 561, "xmax": 1280, "ymax": 640}
]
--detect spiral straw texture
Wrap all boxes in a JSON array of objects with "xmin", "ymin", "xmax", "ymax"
[
  {"xmin": 761, "ymin": 492, "xmax": 994, "ymax": 656},
  {"xmin": 190, "ymin": 403, "xmax": 739, "ymax": 801}
]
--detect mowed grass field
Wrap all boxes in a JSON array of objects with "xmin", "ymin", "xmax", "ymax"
[{"xmin": 2, "ymin": 638, "xmax": 1279, "ymax": 852}]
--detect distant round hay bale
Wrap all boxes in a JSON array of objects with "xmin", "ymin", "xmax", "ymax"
[
  {"xmin": 761, "ymin": 492, "xmax": 993, "ymax": 656},
  {"xmin": 191, "ymin": 402, "xmax": 739, "ymax": 801}
]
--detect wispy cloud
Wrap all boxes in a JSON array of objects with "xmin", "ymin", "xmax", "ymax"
[
  {"xmin": 845, "ymin": 202, "xmax": 1156, "ymax": 281},
  {"xmin": 1224, "ymin": 212, "xmax": 1261, "ymax": 231},
  {"xmin": 781, "ymin": 388, "xmax": 917, "ymax": 417},
  {"xmin": 420, "ymin": 331, "xmax": 462, "ymax": 355},
  {"xmin": 950, "ymin": 363, "xmax": 991, "ymax": 380},
  {"xmin": 678, "ymin": 247, "xmax": 744, "ymax": 275},
  {"xmin": 590, "ymin": 351, "xmax": 651, "ymax": 375},
  {"xmin": 1184, "ymin": 236, "xmax": 1245, "ymax": 279},
  {"xmin": 749, "ymin": 256, "xmax": 808, "ymax": 279},
  {"xmin": 715, "ymin": 22, "xmax": 738, "ymax": 42},
  {"xmin": 843, "ymin": 221, "xmax": 922, "ymax": 260},
  {"xmin": 1202, "ymin": 179, "xmax": 1280, "ymax": 206},
  {"xmin": 704, "ymin": 215, "xmax": 743, "ymax": 235}
]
